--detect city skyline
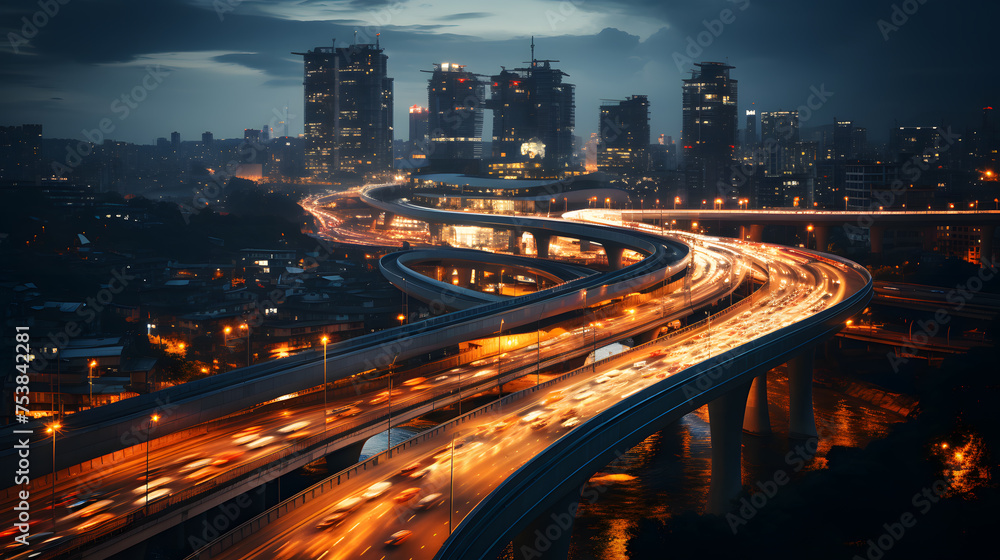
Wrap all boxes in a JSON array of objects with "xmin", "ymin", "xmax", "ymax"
[{"xmin": 1, "ymin": 0, "xmax": 996, "ymax": 145}]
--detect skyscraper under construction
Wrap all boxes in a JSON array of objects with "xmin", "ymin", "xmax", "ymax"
[
  {"xmin": 487, "ymin": 40, "xmax": 575, "ymax": 175},
  {"xmin": 295, "ymin": 39, "xmax": 394, "ymax": 184}
]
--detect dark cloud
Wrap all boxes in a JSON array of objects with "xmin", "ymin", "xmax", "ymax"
[{"xmin": 440, "ymin": 12, "xmax": 493, "ymax": 20}]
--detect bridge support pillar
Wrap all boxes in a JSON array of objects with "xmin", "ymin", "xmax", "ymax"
[
  {"xmin": 579, "ymin": 239, "xmax": 591, "ymax": 252},
  {"xmin": 512, "ymin": 486, "xmax": 580, "ymax": 560},
  {"xmin": 532, "ymin": 231, "xmax": 553, "ymax": 259},
  {"xmin": 509, "ymin": 230, "xmax": 522, "ymax": 255},
  {"xmin": 380, "ymin": 211, "xmax": 395, "ymax": 230},
  {"xmin": 748, "ymin": 224, "xmax": 764, "ymax": 242},
  {"xmin": 324, "ymin": 440, "xmax": 367, "ymax": 474},
  {"xmin": 869, "ymin": 226, "xmax": 884, "ymax": 257},
  {"xmin": 743, "ymin": 373, "xmax": 771, "ymax": 435},
  {"xmin": 981, "ymin": 225, "xmax": 995, "ymax": 267},
  {"xmin": 813, "ymin": 226, "xmax": 830, "ymax": 252},
  {"xmin": 706, "ymin": 382, "xmax": 751, "ymax": 514},
  {"xmin": 787, "ymin": 350, "xmax": 818, "ymax": 438},
  {"xmin": 603, "ymin": 244, "xmax": 625, "ymax": 271},
  {"xmin": 429, "ymin": 223, "xmax": 444, "ymax": 243}
]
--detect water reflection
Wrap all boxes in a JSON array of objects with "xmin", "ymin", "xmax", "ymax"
[{"xmin": 569, "ymin": 368, "xmax": 907, "ymax": 560}]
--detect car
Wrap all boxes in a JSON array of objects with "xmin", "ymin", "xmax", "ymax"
[
  {"xmin": 180, "ymin": 458, "xmax": 213, "ymax": 472},
  {"xmin": 393, "ymin": 488, "xmax": 421, "ymax": 503},
  {"xmin": 530, "ymin": 419, "xmax": 549, "ymax": 430},
  {"xmin": 385, "ymin": 530, "xmax": 413, "ymax": 546},
  {"xmin": 316, "ymin": 496, "xmax": 363, "ymax": 528},
  {"xmin": 415, "ymin": 493, "xmax": 443, "ymax": 510},
  {"xmin": 278, "ymin": 421, "xmax": 310, "ymax": 434},
  {"xmin": 133, "ymin": 487, "xmax": 171, "ymax": 506},
  {"xmin": 77, "ymin": 512, "xmax": 115, "ymax": 532},
  {"xmin": 63, "ymin": 499, "xmax": 113, "ymax": 521},
  {"xmin": 362, "ymin": 481, "xmax": 393, "ymax": 500},
  {"xmin": 245, "ymin": 436, "xmax": 274, "ymax": 449},
  {"xmin": 399, "ymin": 462, "xmax": 422, "ymax": 476},
  {"xmin": 402, "ymin": 377, "xmax": 427, "ymax": 386},
  {"xmin": 520, "ymin": 410, "xmax": 545, "ymax": 424},
  {"xmin": 132, "ymin": 476, "xmax": 173, "ymax": 493},
  {"xmin": 410, "ymin": 465, "xmax": 436, "ymax": 479},
  {"xmin": 561, "ymin": 417, "xmax": 581, "ymax": 428}
]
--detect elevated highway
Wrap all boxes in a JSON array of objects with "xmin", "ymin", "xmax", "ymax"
[{"xmin": 187, "ymin": 216, "xmax": 871, "ymax": 560}]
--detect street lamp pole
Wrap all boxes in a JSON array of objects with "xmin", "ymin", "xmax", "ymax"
[
  {"xmin": 497, "ymin": 318, "xmax": 505, "ymax": 402},
  {"xmin": 47, "ymin": 422, "xmax": 60, "ymax": 531},
  {"xmin": 388, "ymin": 355, "xmax": 396, "ymax": 449},
  {"xmin": 145, "ymin": 414, "xmax": 159, "ymax": 512},
  {"xmin": 88, "ymin": 360, "xmax": 96, "ymax": 409},
  {"xmin": 321, "ymin": 336, "xmax": 329, "ymax": 433},
  {"xmin": 449, "ymin": 433, "xmax": 455, "ymax": 535},
  {"xmin": 240, "ymin": 323, "xmax": 250, "ymax": 367}
]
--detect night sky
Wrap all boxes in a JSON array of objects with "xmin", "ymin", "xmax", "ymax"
[{"xmin": 1, "ymin": 0, "xmax": 996, "ymax": 145}]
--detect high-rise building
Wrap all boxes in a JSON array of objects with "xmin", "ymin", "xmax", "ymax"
[
  {"xmin": 845, "ymin": 162, "xmax": 895, "ymax": 210},
  {"xmin": 170, "ymin": 131, "xmax": 180, "ymax": 147},
  {"xmin": 760, "ymin": 110, "xmax": 800, "ymax": 175},
  {"xmin": 408, "ymin": 106, "xmax": 428, "ymax": 145},
  {"xmin": 597, "ymin": 95, "xmax": 650, "ymax": 175},
  {"xmin": 745, "ymin": 108, "xmax": 757, "ymax": 146},
  {"xmin": 486, "ymin": 40, "xmax": 575, "ymax": 174},
  {"xmin": 296, "ymin": 40, "xmax": 394, "ymax": 183},
  {"xmin": 0, "ymin": 124, "xmax": 42, "ymax": 181},
  {"xmin": 201, "ymin": 131, "xmax": 214, "ymax": 146},
  {"xmin": 425, "ymin": 62, "xmax": 485, "ymax": 169},
  {"xmin": 682, "ymin": 62, "xmax": 738, "ymax": 199},
  {"xmin": 244, "ymin": 129, "xmax": 261, "ymax": 143}
]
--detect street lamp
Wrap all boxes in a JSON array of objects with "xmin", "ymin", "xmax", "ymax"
[
  {"xmin": 321, "ymin": 336, "xmax": 329, "ymax": 432},
  {"xmin": 397, "ymin": 313, "xmax": 406, "ymax": 326},
  {"xmin": 844, "ymin": 196, "xmax": 849, "ymax": 211},
  {"xmin": 239, "ymin": 323, "xmax": 250, "ymax": 367},
  {"xmin": 807, "ymin": 224, "xmax": 814, "ymax": 249},
  {"xmin": 674, "ymin": 196, "xmax": 681, "ymax": 210},
  {"xmin": 46, "ymin": 422, "xmax": 61, "ymax": 531},
  {"xmin": 605, "ymin": 197, "xmax": 611, "ymax": 209},
  {"xmin": 714, "ymin": 198, "xmax": 723, "ymax": 210},
  {"xmin": 497, "ymin": 318, "xmax": 505, "ymax": 401},
  {"xmin": 223, "ymin": 326, "xmax": 231, "ymax": 346},
  {"xmin": 145, "ymin": 414, "xmax": 159, "ymax": 512},
  {"xmin": 88, "ymin": 360, "xmax": 97, "ymax": 408}
]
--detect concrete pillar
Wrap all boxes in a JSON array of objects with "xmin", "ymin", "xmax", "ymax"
[
  {"xmin": 813, "ymin": 226, "xmax": 830, "ymax": 253},
  {"xmin": 869, "ymin": 225, "xmax": 884, "ymax": 256},
  {"xmin": 324, "ymin": 440, "xmax": 367, "ymax": 474},
  {"xmin": 603, "ymin": 244, "xmax": 625, "ymax": 271},
  {"xmin": 509, "ymin": 230, "xmax": 522, "ymax": 255},
  {"xmin": 743, "ymin": 373, "xmax": 771, "ymax": 435},
  {"xmin": 533, "ymin": 232, "xmax": 552, "ymax": 259},
  {"xmin": 380, "ymin": 211, "xmax": 395, "ymax": 230},
  {"xmin": 579, "ymin": 239, "xmax": 591, "ymax": 252},
  {"xmin": 981, "ymin": 225, "xmax": 995, "ymax": 267},
  {"xmin": 787, "ymin": 350, "xmax": 818, "ymax": 438},
  {"xmin": 748, "ymin": 224, "xmax": 764, "ymax": 242},
  {"xmin": 429, "ymin": 223, "xmax": 443, "ymax": 244},
  {"xmin": 706, "ymin": 382, "xmax": 750, "ymax": 514},
  {"xmin": 512, "ymin": 486, "xmax": 580, "ymax": 560}
]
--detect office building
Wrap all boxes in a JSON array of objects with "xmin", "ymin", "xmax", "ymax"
[
  {"xmin": 425, "ymin": 62, "xmax": 485, "ymax": 170},
  {"xmin": 745, "ymin": 108, "xmax": 757, "ymax": 146},
  {"xmin": 487, "ymin": 41, "xmax": 576, "ymax": 174},
  {"xmin": 597, "ymin": 95, "xmax": 650, "ymax": 175},
  {"xmin": 408, "ymin": 105, "xmax": 429, "ymax": 158},
  {"xmin": 682, "ymin": 62, "xmax": 738, "ymax": 198},
  {"xmin": 296, "ymin": 40, "xmax": 394, "ymax": 183},
  {"xmin": 760, "ymin": 110, "xmax": 799, "ymax": 175}
]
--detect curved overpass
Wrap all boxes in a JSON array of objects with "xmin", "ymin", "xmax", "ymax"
[
  {"xmin": 188, "ymin": 222, "xmax": 871, "ymax": 560},
  {"xmin": 0, "ymin": 188, "xmax": 689, "ymax": 488},
  {"xmin": 380, "ymin": 248, "xmax": 596, "ymax": 310},
  {"xmin": 436, "ymin": 235, "xmax": 872, "ymax": 559}
]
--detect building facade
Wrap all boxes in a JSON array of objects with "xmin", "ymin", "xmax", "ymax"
[
  {"xmin": 297, "ymin": 41, "xmax": 394, "ymax": 184},
  {"xmin": 597, "ymin": 95, "xmax": 650, "ymax": 176},
  {"xmin": 682, "ymin": 62, "xmax": 738, "ymax": 200}
]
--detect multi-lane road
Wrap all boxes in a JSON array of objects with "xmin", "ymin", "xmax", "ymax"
[{"xmin": 199, "ymin": 228, "xmax": 863, "ymax": 560}]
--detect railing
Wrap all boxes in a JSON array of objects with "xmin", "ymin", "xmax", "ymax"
[{"xmin": 184, "ymin": 248, "xmax": 778, "ymax": 559}]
